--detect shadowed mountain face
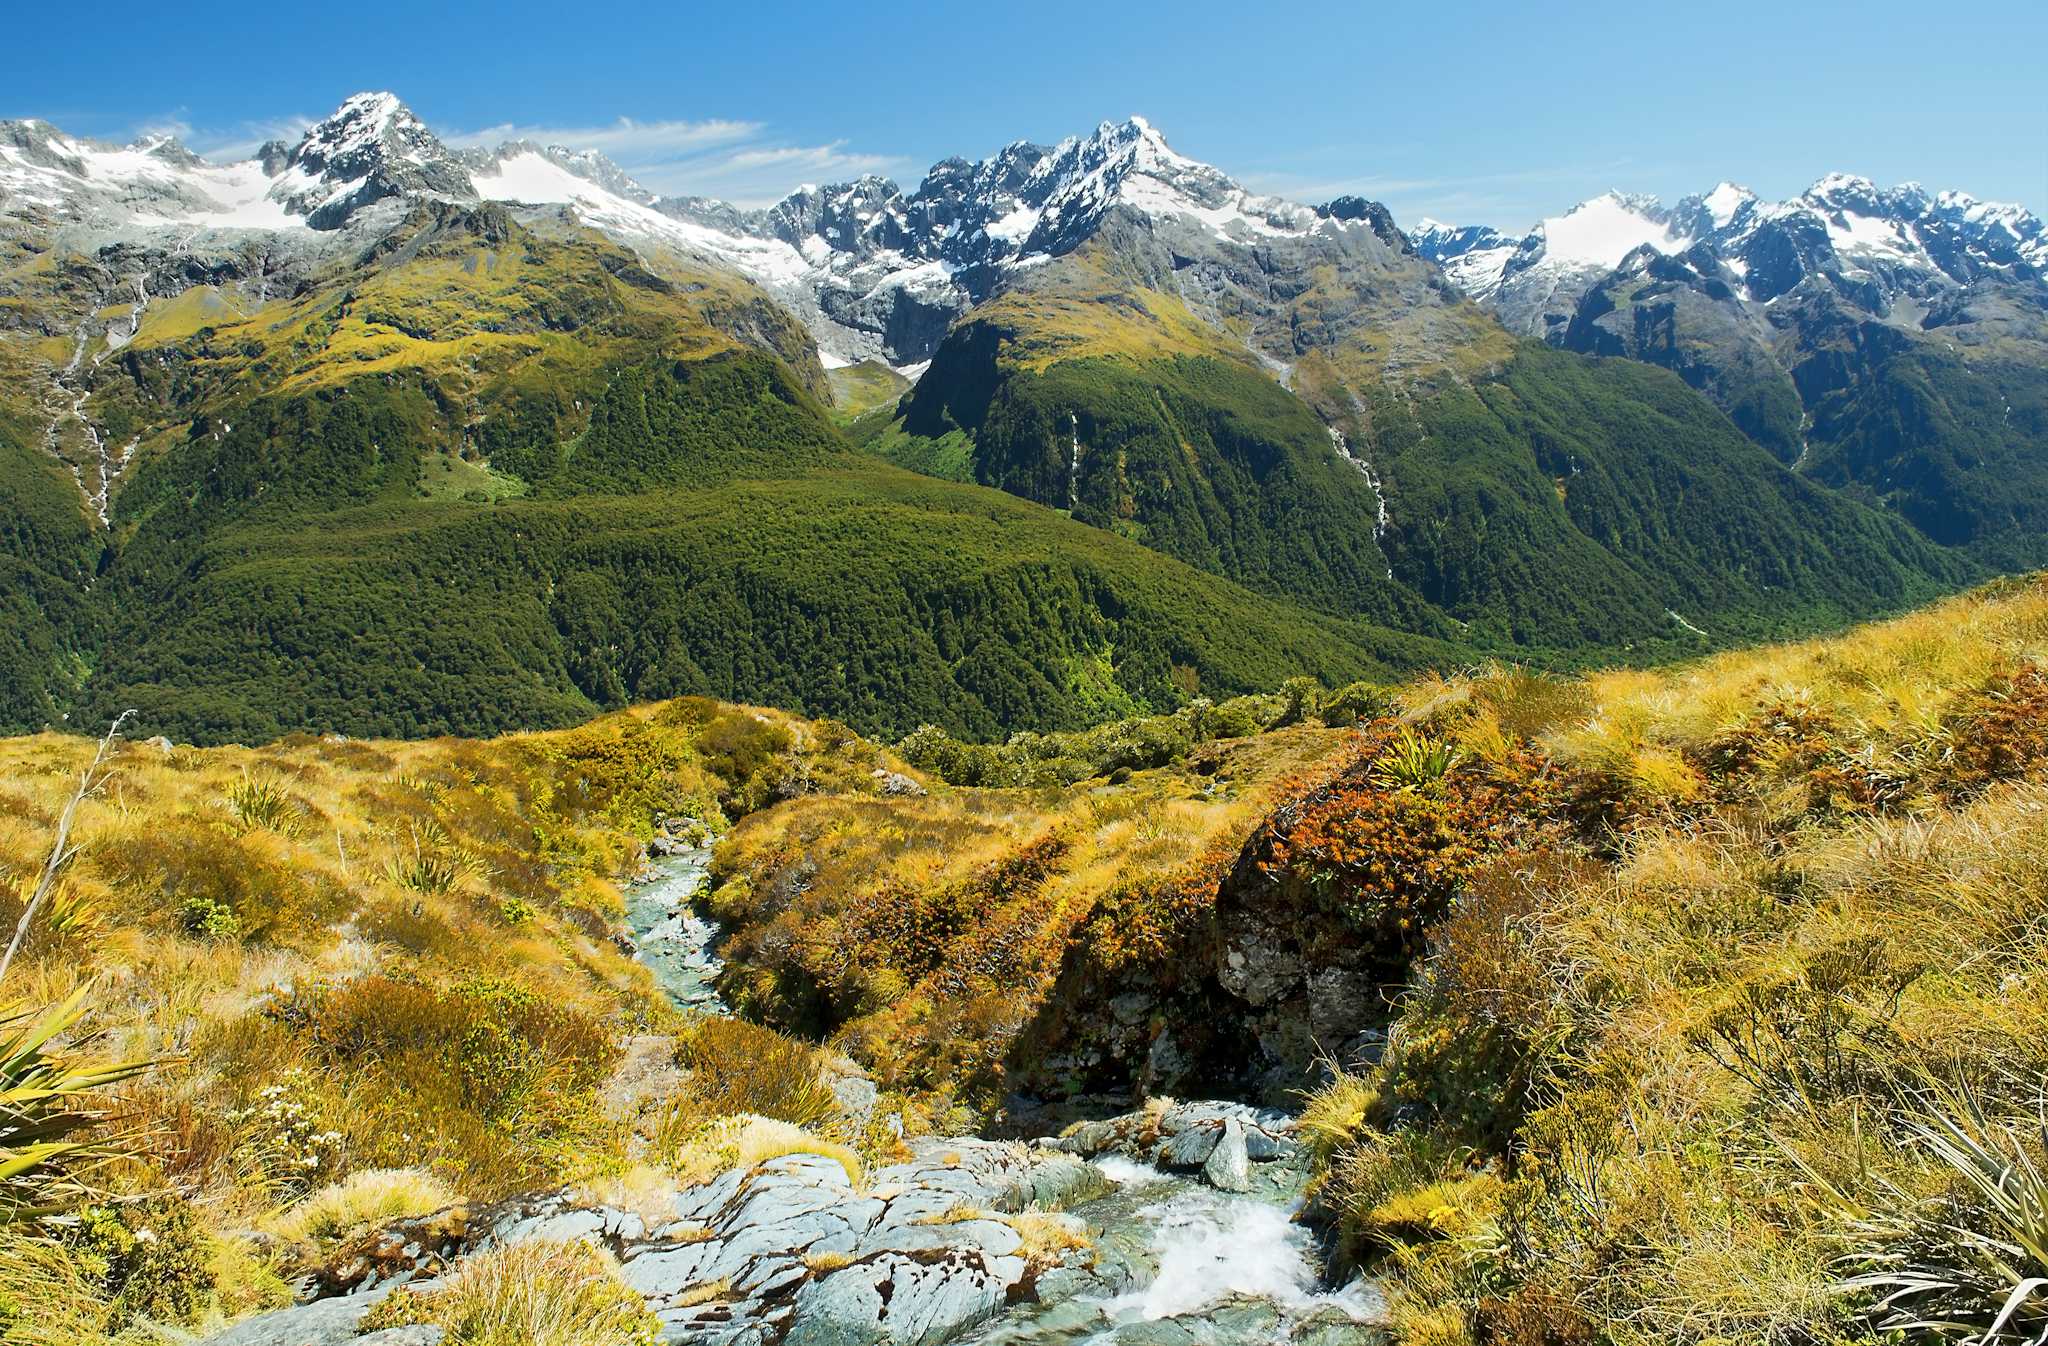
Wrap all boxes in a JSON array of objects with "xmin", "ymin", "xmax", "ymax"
[
  {"xmin": 1416, "ymin": 180, "xmax": 2048, "ymax": 563},
  {"xmin": 0, "ymin": 93, "xmax": 2017, "ymax": 743}
]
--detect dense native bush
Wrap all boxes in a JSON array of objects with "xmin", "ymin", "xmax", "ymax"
[{"xmin": 897, "ymin": 687, "xmax": 1329, "ymax": 787}]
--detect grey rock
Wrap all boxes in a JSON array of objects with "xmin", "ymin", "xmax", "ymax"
[
  {"xmin": 201, "ymin": 1283, "xmax": 400, "ymax": 1345},
  {"xmin": 859, "ymin": 1216, "xmax": 1021, "ymax": 1260},
  {"xmin": 829, "ymin": 1073, "xmax": 879, "ymax": 1129},
  {"xmin": 355, "ymin": 1330, "xmax": 443, "ymax": 1346},
  {"xmin": 1203, "ymin": 1118, "xmax": 1252, "ymax": 1192},
  {"xmin": 1243, "ymin": 1127, "xmax": 1302, "ymax": 1162},
  {"xmin": 871, "ymin": 769, "xmax": 927, "ymax": 797},
  {"xmin": 1052, "ymin": 1118, "xmax": 1120, "ymax": 1156},
  {"xmin": 1217, "ymin": 935, "xmax": 1300, "ymax": 1008},
  {"xmin": 1159, "ymin": 1124, "xmax": 1220, "ymax": 1168},
  {"xmin": 786, "ymin": 1251, "xmax": 1012, "ymax": 1346}
]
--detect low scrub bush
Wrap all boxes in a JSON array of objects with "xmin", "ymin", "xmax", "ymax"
[
  {"xmin": 64, "ymin": 1197, "xmax": 217, "ymax": 1333},
  {"xmin": 667, "ymin": 1015, "xmax": 836, "ymax": 1131}
]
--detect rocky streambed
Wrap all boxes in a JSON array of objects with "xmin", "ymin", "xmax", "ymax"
[
  {"xmin": 209, "ymin": 1108, "xmax": 1382, "ymax": 1346},
  {"xmin": 206, "ymin": 830, "xmax": 1385, "ymax": 1345},
  {"xmin": 626, "ymin": 833, "xmax": 729, "ymax": 1014}
]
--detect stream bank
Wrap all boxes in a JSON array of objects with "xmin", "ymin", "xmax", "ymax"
[{"xmin": 205, "ymin": 828, "xmax": 1385, "ymax": 1344}]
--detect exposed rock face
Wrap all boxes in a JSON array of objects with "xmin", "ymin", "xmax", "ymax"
[{"xmin": 207, "ymin": 1139, "xmax": 1107, "ymax": 1346}]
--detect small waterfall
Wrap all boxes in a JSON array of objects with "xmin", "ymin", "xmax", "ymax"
[
  {"xmin": 961, "ymin": 1157, "xmax": 1384, "ymax": 1343},
  {"xmin": 1067, "ymin": 413, "xmax": 1083, "ymax": 512},
  {"xmin": 1103, "ymin": 1185, "xmax": 1383, "ymax": 1325}
]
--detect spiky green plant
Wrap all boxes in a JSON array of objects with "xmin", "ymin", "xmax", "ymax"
[
  {"xmin": 0, "ymin": 987, "xmax": 152, "ymax": 1222},
  {"xmin": 1370, "ymin": 729, "xmax": 1468, "ymax": 792},
  {"xmin": 1834, "ymin": 1082, "xmax": 2048, "ymax": 1344},
  {"xmin": 0, "ymin": 714, "xmax": 157, "ymax": 1223},
  {"xmin": 224, "ymin": 774, "xmax": 303, "ymax": 837},
  {"xmin": 384, "ymin": 821, "xmax": 489, "ymax": 895}
]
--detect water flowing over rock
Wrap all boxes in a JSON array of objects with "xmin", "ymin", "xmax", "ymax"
[
  {"xmin": 625, "ymin": 824, "xmax": 729, "ymax": 1013},
  {"xmin": 203, "ymin": 1107, "xmax": 1382, "ymax": 1345}
]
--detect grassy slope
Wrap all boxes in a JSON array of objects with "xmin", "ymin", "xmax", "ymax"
[
  {"xmin": 0, "ymin": 698, "xmax": 914, "ymax": 1340},
  {"xmin": 1295, "ymin": 574, "xmax": 2048, "ymax": 1345}
]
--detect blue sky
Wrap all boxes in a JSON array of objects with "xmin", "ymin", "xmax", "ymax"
[{"xmin": 7, "ymin": 0, "xmax": 2044, "ymax": 228}]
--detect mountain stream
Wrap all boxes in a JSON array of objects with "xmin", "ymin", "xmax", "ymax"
[{"xmin": 622, "ymin": 839, "xmax": 1386, "ymax": 1344}]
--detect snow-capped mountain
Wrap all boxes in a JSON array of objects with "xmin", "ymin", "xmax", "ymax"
[
  {"xmin": 1414, "ymin": 175, "xmax": 2048, "ymax": 337},
  {"xmin": 0, "ymin": 95, "xmax": 1374, "ymax": 370},
  {"xmin": 1408, "ymin": 172, "xmax": 2048, "ymax": 490},
  {"xmin": 641, "ymin": 114, "xmax": 1334, "ymax": 367},
  {"xmin": 7, "ymin": 91, "xmax": 2043, "ymax": 385}
]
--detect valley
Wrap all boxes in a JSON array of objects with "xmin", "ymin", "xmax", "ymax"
[
  {"xmin": 1, "ymin": 71, "xmax": 2046, "ymax": 1346},
  {"xmin": 5, "ymin": 575, "xmax": 2048, "ymax": 1343},
  {"xmin": 6, "ymin": 94, "xmax": 2037, "ymax": 747}
]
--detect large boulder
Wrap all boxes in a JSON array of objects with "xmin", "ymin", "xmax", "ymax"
[{"xmin": 207, "ymin": 1138, "xmax": 1105, "ymax": 1346}]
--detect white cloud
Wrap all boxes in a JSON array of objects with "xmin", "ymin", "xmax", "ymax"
[
  {"xmin": 184, "ymin": 115, "xmax": 317, "ymax": 163},
  {"xmin": 1241, "ymin": 161, "xmax": 1643, "ymax": 232},
  {"xmin": 443, "ymin": 115, "xmax": 760, "ymax": 159},
  {"xmin": 446, "ymin": 116, "xmax": 907, "ymax": 207},
  {"xmin": 134, "ymin": 115, "xmax": 194, "ymax": 144}
]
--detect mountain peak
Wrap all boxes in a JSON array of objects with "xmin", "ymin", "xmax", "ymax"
[
  {"xmin": 1806, "ymin": 170, "xmax": 1878, "ymax": 199},
  {"xmin": 1700, "ymin": 181, "xmax": 1757, "ymax": 228},
  {"xmin": 1529, "ymin": 191, "xmax": 1681, "ymax": 270},
  {"xmin": 274, "ymin": 89, "xmax": 472, "ymax": 228}
]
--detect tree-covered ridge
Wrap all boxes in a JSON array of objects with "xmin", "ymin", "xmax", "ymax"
[
  {"xmin": 55, "ymin": 343, "xmax": 1447, "ymax": 745},
  {"xmin": 1797, "ymin": 333, "xmax": 2048, "ymax": 565},
  {"xmin": 893, "ymin": 333, "xmax": 1434, "ymax": 626},
  {"xmin": 0, "ymin": 186, "xmax": 2003, "ymax": 752},
  {"xmin": 1358, "ymin": 345, "xmax": 1969, "ymax": 646},
  {"xmin": 0, "ymin": 361, "xmax": 99, "ymax": 730}
]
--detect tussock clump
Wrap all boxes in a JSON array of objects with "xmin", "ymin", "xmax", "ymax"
[
  {"xmin": 658, "ymin": 1114, "xmax": 862, "ymax": 1189},
  {"xmin": 361, "ymin": 1238, "xmax": 659, "ymax": 1345},
  {"xmin": 265, "ymin": 1168, "xmax": 461, "ymax": 1248}
]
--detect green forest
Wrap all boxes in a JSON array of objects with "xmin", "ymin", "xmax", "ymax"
[{"xmin": 14, "ymin": 355, "xmax": 1443, "ymax": 744}]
